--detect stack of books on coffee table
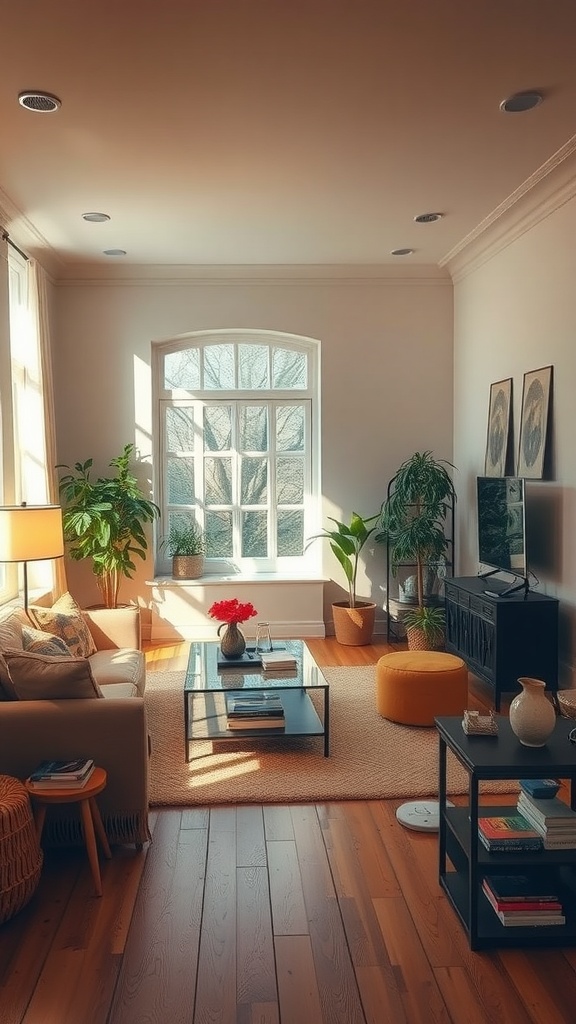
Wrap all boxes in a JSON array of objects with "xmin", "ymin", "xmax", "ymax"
[
  {"xmin": 226, "ymin": 695, "xmax": 285, "ymax": 730},
  {"xmin": 517, "ymin": 786, "xmax": 576, "ymax": 850}
]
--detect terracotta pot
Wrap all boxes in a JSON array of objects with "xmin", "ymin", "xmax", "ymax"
[
  {"xmin": 332, "ymin": 601, "xmax": 376, "ymax": 646},
  {"xmin": 406, "ymin": 625, "xmax": 445, "ymax": 652},
  {"xmin": 509, "ymin": 677, "xmax": 556, "ymax": 747}
]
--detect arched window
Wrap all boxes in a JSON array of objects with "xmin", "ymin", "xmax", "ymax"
[{"xmin": 153, "ymin": 330, "xmax": 320, "ymax": 574}]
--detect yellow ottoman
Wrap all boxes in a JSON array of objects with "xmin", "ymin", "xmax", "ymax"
[{"xmin": 376, "ymin": 651, "xmax": 468, "ymax": 726}]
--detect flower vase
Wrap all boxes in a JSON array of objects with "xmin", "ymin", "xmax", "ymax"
[
  {"xmin": 509, "ymin": 677, "xmax": 556, "ymax": 747},
  {"xmin": 218, "ymin": 622, "xmax": 246, "ymax": 659}
]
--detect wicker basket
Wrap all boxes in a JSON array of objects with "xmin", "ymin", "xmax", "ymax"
[
  {"xmin": 0, "ymin": 776, "xmax": 43, "ymax": 924},
  {"xmin": 558, "ymin": 691, "xmax": 576, "ymax": 720}
]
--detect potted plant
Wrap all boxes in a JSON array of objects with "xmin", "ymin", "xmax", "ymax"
[
  {"xmin": 306, "ymin": 511, "xmax": 378, "ymax": 645},
  {"xmin": 163, "ymin": 519, "xmax": 205, "ymax": 579},
  {"xmin": 376, "ymin": 450, "xmax": 456, "ymax": 650},
  {"xmin": 57, "ymin": 443, "xmax": 160, "ymax": 608}
]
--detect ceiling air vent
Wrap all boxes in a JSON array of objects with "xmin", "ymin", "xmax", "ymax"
[
  {"xmin": 18, "ymin": 91, "xmax": 61, "ymax": 113},
  {"xmin": 414, "ymin": 212, "xmax": 443, "ymax": 224}
]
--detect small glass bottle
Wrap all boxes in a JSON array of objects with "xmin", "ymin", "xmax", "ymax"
[{"xmin": 254, "ymin": 621, "xmax": 273, "ymax": 653}]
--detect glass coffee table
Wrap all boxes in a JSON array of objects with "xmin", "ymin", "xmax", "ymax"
[{"xmin": 183, "ymin": 640, "xmax": 330, "ymax": 760}]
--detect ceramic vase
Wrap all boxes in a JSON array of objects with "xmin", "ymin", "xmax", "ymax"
[
  {"xmin": 509, "ymin": 677, "xmax": 556, "ymax": 747},
  {"xmin": 217, "ymin": 622, "xmax": 246, "ymax": 659}
]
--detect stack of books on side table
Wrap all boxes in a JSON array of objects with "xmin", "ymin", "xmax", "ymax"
[
  {"xmin": 226, "ymin": 695, "xmax": 285, "ymax": 730},
  {"xmin": 517, "ymin": 784, "xmax": 576, "ymax": 850},
  {"xmin": 27, "ymin": 758, "xmax": 95, "ymax": 789},
  {"xmin": 482, "ymin": 873, "xmax": 566, "ymax": 927},
  {"xmin": 477, "ymin": 813, "xmax": 544, "ymax": 853},
  {"xmin": 260, "ymin": 651, "xmax": 297, "ymax": 673}
]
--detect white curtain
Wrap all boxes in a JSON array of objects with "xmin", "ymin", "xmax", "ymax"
[{"xmin": 29, "ymin": 259, "xmax": 67, "ymax": 599}]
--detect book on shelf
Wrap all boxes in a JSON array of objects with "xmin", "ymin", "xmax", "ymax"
[
  {"xmin": 477, "ymin": 814, "xmax": 542, "ymax": 843},
  {"xmin": 27, "ymin": 764, "xmax": 96, "ymax": 789},
  {"xmin": 227, "ymin": 698, "xmax": 284, "ymax": 718},
  {"xmin": 494, "ymin": 910, "xmax": 566, "ymax": 927},
  {"xmin": 478, "ymin": 833, "xmax": 543, "ymax": 853},
  {"xmin": 227, "ymin": 717, "xmax": 286, "ymax": 730},
  {"xmin": 481, "ymin": 880, "xmax": 562, "ymax": 914},
  {"xmin": 517, "ymin": 792, "xmax": 576, "ymax": 827},
  {"xmin": 483, "ymin": 874, "xmax": 561, "ymax": 903},
  {"xmin": 29, "ymin": 758, "xmax": 94, "ymax": 781},
  {"xmin": 518, "ymin": 778, "xmax": 560, "ymax": 800}
]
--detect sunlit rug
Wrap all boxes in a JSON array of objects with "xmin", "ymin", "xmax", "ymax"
[{"xmin": 145, "ymin": 665, "xmax": 514, "ymax": 806}]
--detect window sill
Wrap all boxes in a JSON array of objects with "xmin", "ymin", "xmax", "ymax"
[{"xmin": 148, "ymin": 572, "xmax": 327, "ymax": 587}]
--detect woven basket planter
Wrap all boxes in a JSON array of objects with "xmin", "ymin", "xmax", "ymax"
[
  {"xmin": 0, "ymin": 775, "xmax": 43, "ymax": 924},
  {"xmin": 172, "ymin": 554, "xmax": 204, "ymax": 580}
]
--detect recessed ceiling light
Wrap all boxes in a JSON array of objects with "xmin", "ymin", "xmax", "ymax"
[
  {"xmin": 103, "ymin": 249, "xmax": 127, "ymax": 257},
  {"xmin": 82, "ymin": 212, "xmax": 110, "ymax": 223},
  {"xmin": 18, "ymin": 91, "xmax": 61, "ymax": 113},
  {"xmin": 390, "ymin": 248, "xmax": 414, "ymax": 257},
  {"xmin": 414, "ymin": 212, "xmax": 443, "ymax": 224},
  {"xmin": 500, "ymin": 91, "xmax": 543, "ymax": 113}
]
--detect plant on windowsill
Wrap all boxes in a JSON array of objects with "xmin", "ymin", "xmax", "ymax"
[
  {"xmin": 306, "ymin": 511, "xmax": 379, "ymax": 646},
  {"xmin": 57, "ymin": 444, "xmax": 160, "ymax": 608},
  {"xmin": 376, "ymin": 450, "xmax": 456, "ymax": 651},
  {"xmin": 162, "ymin": 519, "xmax": 205, "ymax": 580}
]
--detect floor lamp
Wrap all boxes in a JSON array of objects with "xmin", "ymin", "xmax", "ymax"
[{"xmin": 0, "ymin": 504, "xmax": 65, "ymax": 612}]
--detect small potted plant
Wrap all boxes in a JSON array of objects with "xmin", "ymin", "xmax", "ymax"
[
  {"xmin": 163, "ymin": 519, "xmax": 205, "ymax": 580},
  {"xmin": 376, "ymin": 450, "xmax": 456, "ymax": 650},
  {"xmin": 306, "ymin": 511, "xmax": 379, "ymax": 645}
]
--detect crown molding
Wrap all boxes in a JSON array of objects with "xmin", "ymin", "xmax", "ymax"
[
  {"xmin": 0, "ymin": 187, "xmax": 65, "ymax": 279},
  {"xmin": 444, "ymin": 134, "xmax": 576, "ymax": 282},
  {"xmin": 54, "ymin": 262, "xmax": 451, "ymax": 286}
]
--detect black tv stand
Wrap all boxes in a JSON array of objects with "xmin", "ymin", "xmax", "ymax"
[
  {"xmin": 445, "ymin": 576, "xmax": 558, "ymax": 710},
  {"xmin": 484, "ymin": 576, "xmax": 529, "ymax": 599}
]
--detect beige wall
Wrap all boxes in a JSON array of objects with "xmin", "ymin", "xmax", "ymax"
[
  {"xmin": 451, "ymin": 170, "xmax": 576, "ymax": 686},
  {"xmin": 52, "ymin": 269, "xmax": 454, "ymax": 631}
]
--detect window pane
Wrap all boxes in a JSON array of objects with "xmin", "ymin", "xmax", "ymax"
[
  {"xmin": 205, "ymin": 457, "xmax": 232, "ymax": 504},
  {"xmin": 167, "ymin": 457, "xmax": 195, "ymax": 503},
  {"xmin": 239, "ymin": 344, "xmax": 269, "ymax": 388},
  {"xmin": 168, "ymin": 510, "xmax": 200, "ymax": 534},
  {"xmin": 276, "ymin": 406, "xmax": 304, "ymax": 451},
  {"xmin": 204, "ymin": 406, "xmax": 231, "ymax": 451},
  {"xmin": 166, "ymin": 406, "xmax": 195, "ymax": 451},
  {"xmin": 278, "ymin": 511, "xmax": 304, "ymax": 556},
  {"xmin": 164, "ymin": 349, "xmax": 200, "ymax": 390},
  {"xmin": 206, "ymin": 510, "xmax": 233, "ymax": 557},
  {"xmin": 273, "ymin": 348, "xmax": 307, "ymax": 389},
  {"xmin": 241, "ymin": 457, "xmax": 268, "ymax": 504},
  {"xmin": 242, "ymin": 511, "xmax": 268, "ymax": 557},
  {"xmin": 276, "ymin": 457, "xmax": 304, "ymax": 503},
  {"xmin": 240, "ymin": 406, "xmax": 267, "ymax": 451},
  {"xmin": 204, "ymin": 344, "xmax": 234, "ymax": 389}
]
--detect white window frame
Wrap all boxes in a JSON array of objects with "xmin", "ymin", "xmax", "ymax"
[{"xmin": 152, "ymin": 329, "xmax": 321, "ymax": 576}]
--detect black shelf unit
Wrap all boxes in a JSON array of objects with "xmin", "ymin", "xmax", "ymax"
[
  {"xmin": 436, "ymin": 715, "xmax": 576, "ymax": 950},
  {"xmin": 384, "ymin": 479, "xmax": 455, "ymax": 642},
  {"xmin": 444, "ymin": 576, "xmax": 558, "ymax": 711}
]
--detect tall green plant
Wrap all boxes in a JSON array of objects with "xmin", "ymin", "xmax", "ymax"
[
  {"xmin": 377, "ymin": 450, "xmax": 455, "ymax": 612},
  {"xmin": 306, "ymin": 512, "xmax": 378, "ymax": 608},
  {"xmin": 58, "ymin": 444, "xmax": 160, "ymax": 608}
]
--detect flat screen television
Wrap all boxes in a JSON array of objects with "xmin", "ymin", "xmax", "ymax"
[{"xmin": 476, "ymin": 476, "xmax": 528, "ymax": 596}]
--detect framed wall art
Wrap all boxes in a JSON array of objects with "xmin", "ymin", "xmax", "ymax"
[
  {"xmin": 517, "ymin": 365, "xmax": 553, "ymax": 479},
  {"xmin": 484, "ymin": 377, "xmax": 512, "ymax": 477}
]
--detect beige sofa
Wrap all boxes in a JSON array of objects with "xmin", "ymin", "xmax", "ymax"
[{"xmin": 0, "ymin": 605, "xmax": 150, "ymax": 848}]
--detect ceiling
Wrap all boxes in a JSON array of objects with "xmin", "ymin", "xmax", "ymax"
[{"xmin": 2, "ymin": 0, "xmax": 576, "ymax": 278}]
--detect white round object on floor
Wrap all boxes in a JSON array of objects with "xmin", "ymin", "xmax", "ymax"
[{"xmin": 395, "ymin": 800, "xmax": 454, "ymax": 832}]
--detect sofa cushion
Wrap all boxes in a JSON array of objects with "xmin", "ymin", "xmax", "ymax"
[
  {"xmin": 0, "ymin": 611, "xmax": 27, "ymax": 699},
  {"xmin": 22, "ymin": 626, "xmax": 72, "ymax": 657},
  {"xmin": 2, "ymin": 649, "xmax": 103, "ymax": 700},
  {"xmin": 99, "ymin": 681, "xmax": 139, "ymax": 699},
  {"xmin": 29, "ymin": 592, "xmax": 97, "ymax": 658},
  {"xmin": 89, "ymin": 649, "xmax": 146, "ymax": 697}
]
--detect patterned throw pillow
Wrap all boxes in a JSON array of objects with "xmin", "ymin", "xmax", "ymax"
[
  {"xmin": 22, "ymin": 626, "xmax": 73, "ymax": 658},
  {"xmin": 28, "ymin": 592, "xmax": 97, "ymax": 659}
]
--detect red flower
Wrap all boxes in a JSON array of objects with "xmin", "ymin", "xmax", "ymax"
[{"xmin": 208, "ymin": 598, "xmax": 258, "ymax": 625}]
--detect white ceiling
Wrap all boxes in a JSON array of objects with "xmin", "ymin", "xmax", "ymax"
[{"xmin": 2, "ymin": 0, "xmax": 576, "ymax": 278}]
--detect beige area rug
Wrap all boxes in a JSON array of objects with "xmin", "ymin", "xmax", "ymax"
[{"xmin": 145, "ymin": 666, "xmax": 515, "ymax": 807}]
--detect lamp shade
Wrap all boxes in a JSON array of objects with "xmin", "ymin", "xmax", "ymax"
[{"xmin": 0, "ymin": 505, "xmax": 65, "ymax": 562}]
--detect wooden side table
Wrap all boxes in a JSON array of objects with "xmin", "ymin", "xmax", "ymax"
[{"xmin": 25, "ymin": 766, "xmax": 112, "ymax": 897}]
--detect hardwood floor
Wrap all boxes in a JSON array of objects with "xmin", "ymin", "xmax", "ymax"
[{"xmin": 1, "ymin": 639, "xmax": 574, "ymax": 1023}]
